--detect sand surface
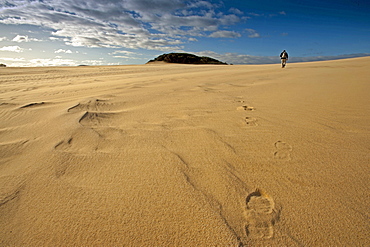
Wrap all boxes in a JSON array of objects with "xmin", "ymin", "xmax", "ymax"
[{"xmin": 1, "ymin": 57, "xmax": 369, "ymax": 246}]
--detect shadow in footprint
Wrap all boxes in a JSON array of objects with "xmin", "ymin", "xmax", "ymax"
[
  {"xmin": 245, "ymin": 117, "xmax": 258, "ymax": 126},
  {"xmin": 237, "ymin": 105, "xmax": 255, "ymax": 111}
]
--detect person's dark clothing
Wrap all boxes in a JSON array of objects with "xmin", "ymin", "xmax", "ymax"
[{"xmin": 280, "ymin": 51, "xmax": 288, "ymax": 59}]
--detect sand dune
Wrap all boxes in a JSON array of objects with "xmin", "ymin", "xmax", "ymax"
[{"xmin": 1, "ymin": 57, "xmax": 369, "ymax": 246}]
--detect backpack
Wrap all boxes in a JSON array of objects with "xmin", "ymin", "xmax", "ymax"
[{"xmin": 281, "ymin": 52, "xmax": 287, "ymax": 59}]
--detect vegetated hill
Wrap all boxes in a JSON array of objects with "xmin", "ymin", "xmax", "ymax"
[{"xmin": 147, "ymin": 53, "xmax": 227, "ymax": 65}]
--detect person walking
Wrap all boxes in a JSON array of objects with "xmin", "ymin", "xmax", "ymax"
[{"xmin": 280, "ymin": 50, "xmax": 288, "ymax": 68}]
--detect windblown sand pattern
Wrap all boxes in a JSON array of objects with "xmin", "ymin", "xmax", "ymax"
[{"xmin": 0, "ymin": 57, "xmax": 369, "ymax": 246}]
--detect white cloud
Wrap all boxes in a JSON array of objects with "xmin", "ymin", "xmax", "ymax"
[
  {"xmin": 12, "ymin": 35, "xmax": 41, "ymax": 42},
  {"xmin": 50, "ymin": 37, "xmax": 62, "ymax": 41},
  {"xmin": 55, "ymin": 49, "xmax": 73, "ymax": 54},
  {"xmin": 245, "ymin": 28, "xmax": 260, "ymax": 38},
  {"xmin": 0, "ymin": 45, "xmax": 24, "ymax": 52},
  {"xmin": 12, "ymin": 35, "xmax": 28, "ymax": 42},
  {"xmin": 209, "ymin": 30, "xmax": 241, "ymax": 38},
  {"xmin": 113, "ymin": 55, "xmax": 130, "ymax": 59},
  {"xmin": 0, "ymin": 0, "xmax": 243, "ymax": 51}
]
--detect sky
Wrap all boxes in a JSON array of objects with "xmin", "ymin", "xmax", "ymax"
[{"xmin": 0, "ymin": 0, "xmax": 369, "ymax": 66}]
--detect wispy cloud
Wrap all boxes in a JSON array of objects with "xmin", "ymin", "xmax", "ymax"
[
  {"xmin": 229, "ymin": 7, "xmax": 244, "ymax": 15},
  {"xmin": 245, "ymin": 29, "xmax": 260, "ymax": 38},
  {"xmin": 0, "ymin": 57, "xmax": 25, "ymax": 61},
  {"xmin": 209, "ymin": 30, "xmax": 241, "ymax": 38},
  {"xmin": 247, "ymin": 12, "xmax": 262, "ymax": 17},
  {"xmin": 0, "ymin": 57, "xmax": 78, "ymax": 67},
  {"xmin": 0, "ymin": 0, "xmax": 243, "ymax": 51},
  {"xmin": 111, "ymin": 50, "xmax": 141, "ymax": 55},
  {"xmin": 110, "ymin": 50, "xmax": 142, "ymax": 59},
  {"xmin": 0, "ymin": 45, "xmax": 25, "ymax": 52},
  {"xmin": 29, "ymin": 58, "xmax": 78, "ymax": 67}
]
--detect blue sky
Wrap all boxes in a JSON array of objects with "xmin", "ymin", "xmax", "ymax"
[{"xmin": 0, "ymin": 0, "xmax": 369, "ymax": 66}]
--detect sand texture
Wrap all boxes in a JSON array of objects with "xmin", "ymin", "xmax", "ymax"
[{"xmin": 1, "ymin": 57, "xmax": 369, "ymax": 246}]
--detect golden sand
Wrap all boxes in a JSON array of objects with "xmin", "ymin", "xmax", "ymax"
[{"xmin": 1, "ymin": 57, "xmax": 369, "ymax": 246}]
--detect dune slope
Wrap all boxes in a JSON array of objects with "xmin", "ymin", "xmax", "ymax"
[{"xmin": 0, "ymin": 57, "xmax": 369, "ymax": 246}]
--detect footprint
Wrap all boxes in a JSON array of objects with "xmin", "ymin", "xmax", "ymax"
[
  {"xmin": 237, "ymin": 105, "xmax": 255, "ymax": 111},
  {"xmin": 245, "ymin": 117, "xmax": 258, "ymax": 126},
  {"xmin": 0, "ymin": 102, "xmax": 17, "ymax": 107},
  {"xmin": 68, "ymin": 98, "xmax": 109, "ymax": 112},
  {"xmin": 58, "ymin": 98, "xmax": 125, "ymax": 156},
  {"xmin": 0, "ymin": 188, "xmax": 20, "ymax": 207},
  {"xmin": 54, "ymin": 138, "xmax": 73, "ymax": 151},
  {"xmin": 78, "ymin": 111, "xmax": 116, "ymax": 127},
  {"xmin": 93, "ymin": 127, "xmax": 125, "ymax": 140},
  {"xmin": 54, "ymin": 128, "xmax": 100, "ymax": 153},
  {"xmin": 245, "ymin": 189, "xmax": 279, "ymax": 239},
  {"xmin": 274, "ymin": 141, "xmax": 292, "ymax": 161},
  {"xmin": 235, "ymin": 97, "xmax": 245, "ymax": 103}
]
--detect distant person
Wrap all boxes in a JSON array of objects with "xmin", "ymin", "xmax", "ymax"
[{"xmin": 280, "ymin": 50, "xmax": 288, "ymax": 68}]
